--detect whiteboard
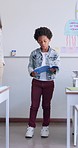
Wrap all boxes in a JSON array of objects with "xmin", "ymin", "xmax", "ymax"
[{"xmin": 0, "ymin": 0, "xmax": 76, "ymax": 56}]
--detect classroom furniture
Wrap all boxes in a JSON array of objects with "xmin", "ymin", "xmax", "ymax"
[
  {"xmin": 73, "ymin": 105, "xmax": 78, "ymax": 146},
  {"xmin": 72, "ymin": 77, "xmax": 78, "ymax": 146},
  {"xmin": 0, "ymin": 86, "xmax": 10, "ymax": 148},
  {"xmin": 66, "ymin": 87, "xmax": 78, "ymax": 148},
  {"xmin": 73, "ymin": 77, "xmax": 78, "ymax": 87}
]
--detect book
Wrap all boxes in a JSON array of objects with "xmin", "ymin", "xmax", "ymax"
[
  {"xmin": 67, "ymin": 87, "xmax": 78, "ymax": 91},
  {"xmin": 34, "ymin": 65, "xmax": 59, "ymax": 74}
]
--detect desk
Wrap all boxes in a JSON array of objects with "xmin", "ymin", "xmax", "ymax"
[
  {"xmin": 66, "ymin": 88, "xmax": 78, "ymax": 148},
  {"xmin": 0, "ymin": 86, "xmax": 10, "ymax": 148}
]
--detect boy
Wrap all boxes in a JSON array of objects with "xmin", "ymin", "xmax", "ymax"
[{"xmin": 25, "ymin": 27, "xmax": 60, "ymax": 138}]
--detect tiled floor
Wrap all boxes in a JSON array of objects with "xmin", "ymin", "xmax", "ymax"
[{"xmin": 0, "ymin": 122, "xmax": 77, "ymax": 148}]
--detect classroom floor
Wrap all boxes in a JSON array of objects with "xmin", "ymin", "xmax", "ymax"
[{"xmin": 0, "ymin": 122, "xmax": 78, "ymax": 148}]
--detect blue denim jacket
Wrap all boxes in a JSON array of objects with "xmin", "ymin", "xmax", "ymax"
[{"xmin": 28, "ymin": 47, "xmax": 60, "ymax": 80}]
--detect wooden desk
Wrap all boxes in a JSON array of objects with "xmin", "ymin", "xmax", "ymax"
[
  {"xmin": 0, "ymin": 86, "xmax": 10, "ymax": 148},
  {"xmin": 66, "ymin": 88, "xmax": 78, "ymax": 148}
]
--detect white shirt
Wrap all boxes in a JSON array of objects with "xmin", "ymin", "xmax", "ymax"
[{"xmin": 40, "ymin": 52, "xmax": 47, "ymax": 81}]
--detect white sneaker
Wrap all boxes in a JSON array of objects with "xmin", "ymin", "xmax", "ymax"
[
  {"xmin": 41, "ymin": 126, "xmax": 49, "ymax": 138},
  {"xmin": 25, "ymin": 126, "xmax": 34, "ymax": 138}
]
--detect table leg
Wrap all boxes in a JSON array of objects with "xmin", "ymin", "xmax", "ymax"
[
  {"xmin": 74, "ymin": 108, "xmax": 77, "ymax": 146},
  {"xmin": 67, "ymin": 102, "xmax": 70, "ymax": 148},
  {"xmin": 6, "ymin": 96, "xmax": 9, "ymax": 148}
]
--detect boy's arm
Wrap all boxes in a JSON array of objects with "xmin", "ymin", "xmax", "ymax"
[{"xmin": 28, "ymin": 53, "xmax": 34, "ymax": 75}]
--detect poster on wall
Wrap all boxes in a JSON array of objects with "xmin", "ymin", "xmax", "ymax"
[{"xmin": 61, "ymin": 2, "xmax": 78, "ymax": 57}]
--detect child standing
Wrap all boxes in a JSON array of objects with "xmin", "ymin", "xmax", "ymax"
[{"xmin": 25, "ymin": 27, "xmax": 60, "ymax": 138}]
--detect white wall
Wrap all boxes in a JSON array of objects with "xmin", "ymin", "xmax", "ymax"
[{"xmin": 0, "ymin": 0, "xmax": 77, "ymax": 56}]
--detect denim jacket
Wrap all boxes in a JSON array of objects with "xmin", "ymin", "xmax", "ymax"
[{"xmin": 28, "ymin": 47, "xmax": 60, "ymax": 80}]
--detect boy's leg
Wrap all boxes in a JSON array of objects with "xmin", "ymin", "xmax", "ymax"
[
  {"xmin": 28, "ymin": 79, "xmax": 42, "ymax": 127},
  {"xmin": 42, "ymin": 80, "xmax": 54, "ymax": 126}
]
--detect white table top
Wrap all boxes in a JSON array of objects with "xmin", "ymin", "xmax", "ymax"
[
  {"xmin": 66, "ymin": 87, "xmax": 78, "ymax": 94},
  {"xmin": 0, "ymin": 86, "xmax": 10, "ymax": 94}
]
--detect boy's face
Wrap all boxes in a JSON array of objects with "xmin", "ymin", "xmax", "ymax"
[{"xmin": 37, "ymin": 35, "xmax": 51, "ymax": 52}]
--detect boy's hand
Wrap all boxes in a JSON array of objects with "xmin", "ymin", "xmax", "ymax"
[
  {"xmin": 30, "ymin": 71, "xmax": 38, "ymax": 77},
  {"xmin": 49, "ymin": 68, "xmax": 56, "ymax": 74}
]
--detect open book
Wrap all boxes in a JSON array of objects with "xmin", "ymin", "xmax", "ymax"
[{"xmin": 34, "ymin": 65, "xmax": 59, "ymax": 74}]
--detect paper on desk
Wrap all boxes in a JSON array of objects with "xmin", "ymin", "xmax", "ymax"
[{"xmin": 67, "ymin": 87, "xmax": 78, "ymax": 91}]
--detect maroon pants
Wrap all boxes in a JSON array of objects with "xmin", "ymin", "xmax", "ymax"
[{"xmin": 28, "ymin": 78, "xmax": 54, "ymax": 127}]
